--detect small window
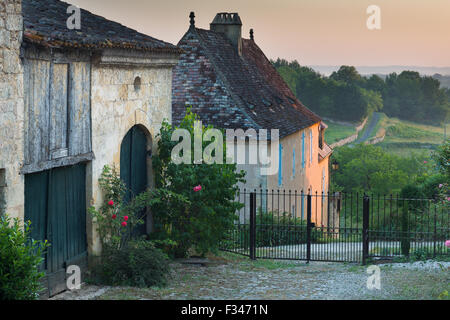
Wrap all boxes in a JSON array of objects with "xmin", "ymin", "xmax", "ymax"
[
  {"xmin": 134, "ymin": 76, "xmax": 142, "ymax": 92},
  {"xmin": 319, "ymin": 128, "xmax": 324, "ymax": 149}
]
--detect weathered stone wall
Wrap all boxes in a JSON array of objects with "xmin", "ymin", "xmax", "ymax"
[
  {"xmin": 0, "ymin": 0, "xmax": 25, "ymax": 219},
  {"xmin": 88, "ymin": 57, "xmax": 176, "ymax": 255}
]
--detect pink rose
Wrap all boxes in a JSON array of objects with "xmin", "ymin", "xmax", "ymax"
[
  {"xmin": 423, "ymin": 161, "xmax": 428, "ymax": 164},
  {"xmin": 446, "ymin": 240, "xmax": 450, "ymax": 248},
  {"xmin": 108, "ymin": 200, "xmax": 114, "ymax": 206},
  {"xmin": 121, "ymin": 221, "xmax": 127, "ymax": 227},
  {"xmin": 123, "ymin": 216, "xmax": 129, "ymax": 222},
  {"xmin": 112, "ymin": 214, "xmax": 117, "ymax": 220},
  {"xmin": 193, "ymin": 185, "xmax": 202, "ymax": 192}
]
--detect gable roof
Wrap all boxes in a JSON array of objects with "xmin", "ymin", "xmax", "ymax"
[
  {"xmin": 22, "ymin": 0, "xmax": 181, "ymax": 53},
  {"xmin": 172, "ymin": 26, "xmax": 321, "ymax": 138}
]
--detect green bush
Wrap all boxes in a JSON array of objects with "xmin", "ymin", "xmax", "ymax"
[
  {"xmin": 151, "ymin": 108, "xmax": 245, "ymax": 257},
  {"xmin": 223, "ymin": 211, "xmax": 324, "ymax": 250},
  {"xmin": 0, "ymin": 215, "xmax": 49, "ymax": 300},
  {"xmin": 89, "ymin": 240, "xmax": 169, "ymax": 288}
]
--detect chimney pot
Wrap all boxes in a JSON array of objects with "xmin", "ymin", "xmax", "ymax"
[
  {"xmin": 210, "ymin": 12, "xmax": 243, "ymax": 55},
  {"xmin": 250, "ymin": 29, "xmax": 254, "ymax": 41}
]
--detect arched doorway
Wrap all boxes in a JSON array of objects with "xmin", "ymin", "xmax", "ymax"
[{"xmin": 120, "ymin": 125, "xmax": 149, "ymax": 236}]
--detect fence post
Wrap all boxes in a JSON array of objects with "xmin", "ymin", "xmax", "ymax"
[
  {"xmin": 433, "ymin": 206, "xmax": 437, "ymax": 258},
  {"xmin": 306, "ymin": 194, "xmax": 312, "ymax": 263},
  {"xmin": 362, "ymin": 195, "xmax": 370, "ymax": 265},
  {"xmin": 249, "ymin": 192, "xmax": 257, "ymax": 260}
]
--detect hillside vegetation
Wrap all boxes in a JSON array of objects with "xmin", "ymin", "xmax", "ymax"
[{"xmin": 273, "ymin": 59, "xmax": 450, "ymax": 126}]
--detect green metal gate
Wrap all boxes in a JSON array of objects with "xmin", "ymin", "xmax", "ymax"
[
  {"xmin": 120, "ymin": 126, "xmax": 148, "ymax": 236},
  {"xmin": 24, "ymin": 163, "xmax": 87, "ymax": 297}
]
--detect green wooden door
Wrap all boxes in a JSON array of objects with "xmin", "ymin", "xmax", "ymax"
[
  {"xmin": 120, "ymin": 126, "xmax": 148, "ymax": 236},
  {"xmin": 24, "ymin": 163, "xmax": 87, "ymax": 297}
]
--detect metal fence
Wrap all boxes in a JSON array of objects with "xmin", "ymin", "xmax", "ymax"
[{"xmin": 220, "ymin": 190, "xmax": 450, "ymax": 264}]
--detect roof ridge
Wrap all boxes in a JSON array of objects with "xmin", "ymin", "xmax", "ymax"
[{"xmin": 22, "ymin": 0, "xmax": 181, "ymax": 53}]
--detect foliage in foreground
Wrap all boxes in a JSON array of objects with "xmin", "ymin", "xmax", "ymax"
[
  {"xmin": 89, "ymin": 240, "xmax": 170, "ymax": 288},
  {"xmin": 0, "ymin": 215, "xmax": 49, "ymax": 300},
  {"xmin": 152, "ymin": 108, "xmax": 245, "ymax": 257},
  {"xmin": 88, "ymin": 166, "xmax": 187, "ymax": 287}
]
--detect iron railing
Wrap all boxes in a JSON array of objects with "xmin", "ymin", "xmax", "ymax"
[{"xmin": 220, "ymin": 190, "xmax": 450, "ymax": 264}]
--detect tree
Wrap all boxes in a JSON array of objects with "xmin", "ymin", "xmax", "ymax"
[
  {"xmin": 332, "ymin": 144, "xmax": 409, "ymax": 194},
  {"xmin": 330, "ymin": 66, "xmax": 364, "ymax": 86}
]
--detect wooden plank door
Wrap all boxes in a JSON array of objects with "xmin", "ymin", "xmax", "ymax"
[{"xmin": 24, "ymin": 163, "xmax": 87, "ymax": 297}]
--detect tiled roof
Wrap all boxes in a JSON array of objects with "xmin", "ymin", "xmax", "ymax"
[
  {"xmin": 22, "ymin": 0, "xmax": 181, "ymax": 53},
  {"xmin": 172, "ymin": 27, "xmax": 321, "ymax": 138}
]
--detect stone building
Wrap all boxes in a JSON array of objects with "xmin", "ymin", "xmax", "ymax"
[
  {"xmin": 0, "ymin": 0, "xmax": 180, "ymax": 296},
  {"xmin": 172, "ymin": 12, "xmax": 333, "ymax": 224}
]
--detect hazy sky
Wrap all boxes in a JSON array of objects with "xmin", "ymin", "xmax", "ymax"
[{"xmin": 67, "ymin": 0, "xmax": 450, "ymax": 67}]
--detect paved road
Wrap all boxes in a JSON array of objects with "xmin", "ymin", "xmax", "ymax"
[{"xmin": 351, "ymin": 112, "xmax": 382, "ymax": 146}]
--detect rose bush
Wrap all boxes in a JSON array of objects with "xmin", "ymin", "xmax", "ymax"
[{"xmin": 151, "ymin": 108, "xmax": 245, "ymax": 257}]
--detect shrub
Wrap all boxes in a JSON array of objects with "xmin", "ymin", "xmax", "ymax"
[
  {"xmin": 223, "ymin": 210, "xmax": 324, "ymax": 250},
  {"xmin": 88, "ymin": 165, "xmax": 188, "ymax": 287},
  {"xmin": 0, "ymin": 215, "xmax": 49, "ymax": 300},
  {"xmin": 152, "ymin": 108, "xmax": 245, "ymax": 257},
  {"xmin": 89, "ymin": 240, "xmax": 169, "ymax": 287},
  {"xmin": 88, "ymin": 165, "xmax": 188, "ymax": 251}
]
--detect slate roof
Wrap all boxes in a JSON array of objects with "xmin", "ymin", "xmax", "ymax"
[
  {"xmin": 172, "ymin": 26, "xmax": 322, "ymax": 138},
  {"xmin": 22, "ymin": 0, "xmax": 181, "ymax": 53}
]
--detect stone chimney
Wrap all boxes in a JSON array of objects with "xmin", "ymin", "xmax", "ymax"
[{"xmin": 210, "ymin": 13, "xmax": 242, "ymax": 55}]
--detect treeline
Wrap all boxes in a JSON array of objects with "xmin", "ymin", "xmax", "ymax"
[
  {"xmin": 331, "ymin": 142, "xmax": 447, "ymax": 197},
  {"xmin": 272, "ymin": 59, "xmax": 450, "ymax": 125}
]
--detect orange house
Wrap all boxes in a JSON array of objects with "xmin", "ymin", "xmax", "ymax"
[{"xmin": 172, "ymin": 12, "xmax": 333, "ymax": 225}]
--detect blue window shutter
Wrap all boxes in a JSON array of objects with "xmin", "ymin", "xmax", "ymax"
[
  {"xmin": 292, "ymin": 148, "xmax": 296, "ymax": 177},
  {"xmin": 301, "ymin": 132, "xmax": 305, "ymax": 169},
  {"xmin": 278, "ymin": 143, "xmax": 283, "ymax": 186}
]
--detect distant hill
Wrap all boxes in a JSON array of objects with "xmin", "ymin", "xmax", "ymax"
[
  {"xmin": 433, "ymin": 74, "xmax": 450, "ymax": 89},
  {"xmin": 309, "ymin": 66, "xmax": 450, "ymax": 77}
]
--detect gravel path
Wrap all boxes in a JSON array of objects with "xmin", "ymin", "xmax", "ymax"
[
  {"xmin": 352, "ymin": 112, "xmax": 382, "ymax": 145},
  {"xmin": 50, "ymin": 255, "xmax": 450, "ymax": 300}
]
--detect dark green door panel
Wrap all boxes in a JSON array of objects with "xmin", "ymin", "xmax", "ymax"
[
  {"xmin": 24, "ymin": 170, "xmax": 49, "ymax": 271},
  {"xmin": 24, "ymin": 163, "xmax": 87, "ymax": 296},
  {"xmin": 120, "ymin": 126, "xmax": 148, "ymax": 236}
]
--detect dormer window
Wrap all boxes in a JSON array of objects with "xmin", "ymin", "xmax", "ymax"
[{"xmin": 319, "ymin": 122, "xmax": 327, "ymax": 150}]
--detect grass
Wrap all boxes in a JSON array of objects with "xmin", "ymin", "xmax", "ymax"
[
  {"xmin": 325, "ymin": 121, "xmax": 356, "ymax": 144},
  {"xmin": 377, "ymin": 115, "xmax": 446, "ymax": 156},
  {"xmin": 327, "ymin": 112, "xmax": 446, "ymax": 156}
]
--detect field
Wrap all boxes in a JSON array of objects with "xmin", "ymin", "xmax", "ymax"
[
  {"xmin": 325, "ymin": 112, "xmax": 446, "ymax": 157},
  {"xmin": 376, "ymin": 114, "xmax": 446, "ymax": 156},
  {"xmin": 324, "ymin": 121, "xmax": 356, "ymax": 144}
]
